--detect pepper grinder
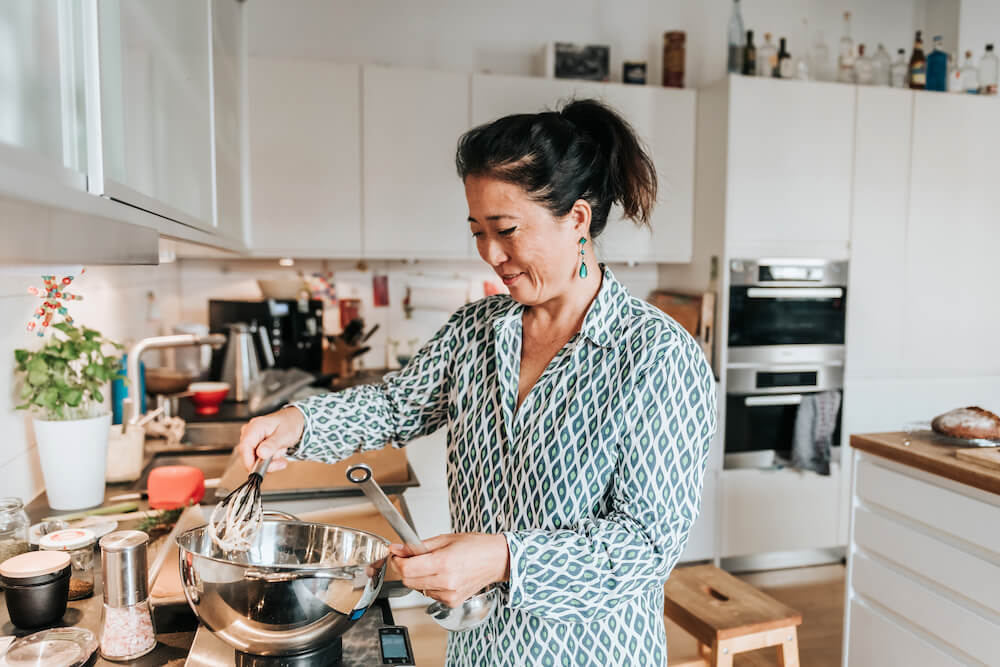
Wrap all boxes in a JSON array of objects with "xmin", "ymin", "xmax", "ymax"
[{"xmin": 98, "ymin": 530, "xmax": 157, "ymax": 661}]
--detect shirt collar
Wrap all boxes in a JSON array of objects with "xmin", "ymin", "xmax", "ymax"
[{"xmin": 492, "ymin": 265, "xmax": 628, "ymax": 349}]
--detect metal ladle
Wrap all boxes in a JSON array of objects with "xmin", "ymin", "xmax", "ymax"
[{"xmin": 346, "ymin": 464, "xmax": 498, "ymax": 632}]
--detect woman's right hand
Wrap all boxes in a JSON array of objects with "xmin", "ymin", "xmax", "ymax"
[{"xmin": 237, "ymin": 406, "xmax": 305, "ymax": 472}]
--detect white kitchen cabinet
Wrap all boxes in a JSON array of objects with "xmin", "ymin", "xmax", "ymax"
[
  {"xmin": 845, "ymin": 87, "xmax": 913, "ymax": 378},
  {"xmin": 725, "ymin": 76, "xmax": 856, "ymax": 247},
  {"xmin": 720, "ymin": 464, "xmax": 840, "ymax": 558},
  {"xmin": 94, "ymin": 0, "xmax": 216, "ymax": 231},
  {"xmin": 363, "ymin": 65, "xmax": 471, "ymax": 260},
  {"xmin": 248, "ymin": 58, "xmax": 362, "ymax": 257},
  {"xmin": 211, "ymin": 0, "xmax": 245, "ymax": 245},
  {"xmin": 904, "ymin": 92, "xmax": 1000, "ymax": 376},
  {"xmin": 471, "ymin": 74, "xmax": 695, "ymax": 263}
]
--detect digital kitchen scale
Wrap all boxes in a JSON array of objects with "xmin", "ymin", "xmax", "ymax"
[{"xmin": 183, "ymin": 599, "xmax": 414, "ymax": 666}]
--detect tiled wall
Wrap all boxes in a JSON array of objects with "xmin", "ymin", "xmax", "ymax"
[{"xmin": 0, "ymin": 263, "xmax": 181, "ymax": 502}]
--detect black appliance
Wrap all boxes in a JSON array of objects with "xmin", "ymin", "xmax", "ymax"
[{"xmin": 209, "ymin": 299, "xmax": 323, "ymax": 376}]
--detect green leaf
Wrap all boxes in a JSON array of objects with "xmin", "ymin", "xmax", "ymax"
[
  {"xmin": 19, "ymin": 384, "xmax": 33, "ymax": 400},
  {"xmin": 61, "ymin": 342, "xmax": 79, "ymax": 359},
  {"xmin": 28, "ymin": 369, "xmax": 48, "ymax": 386},
  {"xmin": 41, "ymin": 387, "xmax": 59, "ymax": 407},
  {"xmin": 63, "ymin": 388, "xmax": 83, "ymax": 407},
  {"xmin": 14, "ymin": 349, "xmax": 28, "ymax": 364},
  {"xmin": 92, "ymin": 388, "xmax": 104, "ymax": 404},
  {"xmin": 27, "ymin": 357, "xmax": 47, "ymax": 373},
  {"xmin": 52, "ymin": 322, "xmax": 75, "ymax": 334},
  {"xmin": 82, "ymin": 328, "xmax": 100, "ymax": 341}
]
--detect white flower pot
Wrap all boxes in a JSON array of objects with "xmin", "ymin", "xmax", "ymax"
[{"xmin": 34, "ymin": 413, "xmax": 111, "ymax": 510}]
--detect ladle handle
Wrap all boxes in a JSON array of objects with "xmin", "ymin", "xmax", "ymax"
[{"xmin": 347, "ymin": 464, "xmax": 428, "ymax": 555}]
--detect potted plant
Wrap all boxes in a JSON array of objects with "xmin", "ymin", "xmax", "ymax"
[{"xmin": 14, "ymin": 323, "xmax": 124, "ymax": 510}]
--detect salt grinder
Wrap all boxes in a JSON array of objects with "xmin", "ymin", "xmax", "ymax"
[{"xmin": 99, "ymin": 530, "xmax": 156, "ymax": 660}]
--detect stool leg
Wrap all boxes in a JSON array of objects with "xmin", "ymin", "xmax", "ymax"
[
  {"xmin": 713, "ymin": 640, "xmax": 734, "ymax": 667},
  {"xmin": 776, "ymin": 630, "xmax": 800, "ymax": 667}
]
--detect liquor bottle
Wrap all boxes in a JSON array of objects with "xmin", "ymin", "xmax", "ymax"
[
  {"xmin": 793, "ymin": 19, "xmax": 811, "ymax": 80},
  {"xmin": 980, "ymin": 44, "xmax": 999, "ymax": 95},
  {"xmin": 809, "ymin": 30, "xmax": 831, "ymax": 81},
  {"xmin": 947, "ymin": 51, "xmax": 961, "ymax": 93},
  {"xmin": 960, "ymin": 51, "xmax": 980, "ymax": 94},
  {"xmin": 837, "ymin": 11, "xmax": 855, "ymax": 83},
  {"xmin": 727, "ymin": 0, "xmax": 745, "ymax": 74},
  {"xmin": 872, "ymin": 44, "xmax": 891, "ymax": 86},
  {"xmin": 925, "ymin": 36, "xmax": 948, "ymax": 91},
  {"xmin": 891, "ymin": 48, "xmax": 908, "ymax": 88},
  {"xmin": 743, "ymin": 30, "xmax": 757, "ymax": 76},
  {"xmin": 855, "ymin": 45, "xmax": 874, "ymax": 85},
  {"xmin": 757, "ymin": 33, "xmax": 778, "ymax": 78},
  {"xmin": 777, "ymin": 37, "xmax": 794, "ymax": 78},
  {"xmin": 909, "ymin": 31, "xmax": 926, "ymax": 90}
]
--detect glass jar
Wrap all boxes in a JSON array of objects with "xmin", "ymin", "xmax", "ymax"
[
  {"xmin": 0, "ymin": 497, "xmax": 30, "ymax": 564},
  {"xmin": 39, "ymin": 528, "xmax": 96, "ymax": 600},
  {"xmin": 662, "ymin": 31, "xmax": 686, "ymax": 88}
]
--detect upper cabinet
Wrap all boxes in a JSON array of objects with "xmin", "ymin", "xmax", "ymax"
[
  {"xmin": 93, "ymin": 0, "xmax": 216, "ymax": 231},
  {"xmin": 211, "ymin": 0, "xmax": 246, "ymax": 245},
  {"xmin": 248, "ymin": 58, "xmax": 362, "ymax": 257},
  {"xmin": 725, "ymin": 76, "xmax": 856, "ymax": 248},
  {"xmin": 903, "ymin": 93, "xmax": 1000, "ymax": 375},
  {"xmin": 471, "ymin": 74, "xmax": 695, "ymax": 263},
  {"xmin": 362, "ymin": 65, "xmax": 471, "ymax": 260}
]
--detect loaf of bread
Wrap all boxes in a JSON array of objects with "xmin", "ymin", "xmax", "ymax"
[{"xmin": 931, "ymin": 406, "xmax": 1000, "ymax": 440}]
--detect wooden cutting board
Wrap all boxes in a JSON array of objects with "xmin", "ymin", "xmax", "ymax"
[
  {"xmin": 955, "ymin": 447, "xmax": 1000, "ymax": 472},
  {"xmin": 217, "ymin": 446, "xmax": 409, "ymax": 495}
]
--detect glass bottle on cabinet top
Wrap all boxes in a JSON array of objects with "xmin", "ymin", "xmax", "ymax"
[
  {"xmin": 855, "ymin": 45, "xmax": 874, "ymax": 85},
  {"xmin": 837, "ymin": 11, "xmax": 855, "ymax": 83},
  {"xmin": 891, "ymin": 48, "xmax": 908, "ymax": 87},
  {"xmin": 925, "ymin": 36, "xmax": 948, "ymax": 91},
  {"xmin": 742, "ymin": 30, "xmax": 756, "ymax": 75},
  {"xmin": 777, "ymin": 37, "xmax": 793, "ymax": 78},
  {"xmin": 979, "ymin": 44, "xmax": 998, "ymax": 94},
  {"xmin": 872, "ymin": 44, "xmax": 891, "ymax": 86},
  {"xmin": 909, "ymin": 31, "xmax": 927, "ymax": 89},
  {"xmin": 757, "ymin": 33, "xmax": 777, "ymax": 78},
  {"xmin": 727, "ymin": 0, "xmax": 745, "ymax": 74},
  {"xmin": 947, "ymin": 51, "xmax": 962, "ymax": 93},
  {"xmin": 960, "ymin": 51, "xmax": 980, "ymax": 93},
  {"xmin": 809, "ymin": 30, "xmax": 831, "ymax": 81}
]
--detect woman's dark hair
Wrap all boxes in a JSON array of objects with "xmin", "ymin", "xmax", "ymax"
[{"xmin": 455, "ymin": 98, "xmax": 657, "ymax": 238}]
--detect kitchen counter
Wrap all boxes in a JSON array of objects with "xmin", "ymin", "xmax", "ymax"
[
  {"xmin": 842, "ymin": 432, "xmax": 1000, "ymax": 666},
  {"xmin": 850, "ymin": 431, "xmax": 1000, "ymax": 496}
]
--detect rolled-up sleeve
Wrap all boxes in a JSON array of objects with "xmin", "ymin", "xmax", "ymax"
[
  {"xmin": 502, "ymin": 336, "xmax": 717, "ymax": 623},
  {"xmin": 286, "ymin": 306, "xmax": 467, "ymax": 464}
]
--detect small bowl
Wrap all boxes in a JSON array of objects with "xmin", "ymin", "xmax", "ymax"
[
  {"xmin": 0, "ymin": 551, "xmax": 71, "ymax": 629},
  {"xmin": 189, "ymin": 382, "xmax": 230, "ymax": 416},
  {"xmin": 426, "ymin": 587, "xmax": 499, "ymax": 632}
]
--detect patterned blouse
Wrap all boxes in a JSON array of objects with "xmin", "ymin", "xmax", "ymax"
[{"xmin": 289, "ymin": 267, "xmax": 717, "ymax": 666}]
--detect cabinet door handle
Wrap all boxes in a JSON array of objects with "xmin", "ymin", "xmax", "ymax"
[{"xmin": 746, "ymin": 287, "xmax": 843, "ymax": 299}]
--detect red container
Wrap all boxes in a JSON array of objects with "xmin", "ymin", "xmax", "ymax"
[
  {"xmin": 147, "ymin": 466, "xmax": 205, "ymax": 509},
  {"xmin": 189, "ymin": 382, "xmax": 229, "ymax": 416}
]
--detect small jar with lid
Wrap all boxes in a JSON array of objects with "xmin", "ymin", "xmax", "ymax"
[
  {"xmin": 0, "ymin": 497, "xmax": 30, "ymax": 564},
  {"xmin": 39, "ymin": 528, "xmax": 96, "ymax": 600},
  {"xmin": 99, "ymin": 530, "xmax": 156, "ymax": 661}
]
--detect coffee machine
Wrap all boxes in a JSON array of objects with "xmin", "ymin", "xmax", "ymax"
[{"xmin": 208, "ymin": 299, "xmax": 324, "ymax": 378}]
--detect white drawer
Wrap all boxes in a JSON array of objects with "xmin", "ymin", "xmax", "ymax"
[
  {"xmin": 855, "ymin": 457, "xmax": 1000, "ymax": 557},
  {"xmin": 853, "ymin": 506, "xmax": 1000, "ymax": 616},
  {"xmin": 721, "ymin": 465, "xmax": 839, "ymax": 557},
  {"xmin": 851, "ymin": 552, "xmax": 1000, "ymax": 665},
  {"xmin": 847, "ymin": 599, "xmax": 965, "ymax": 667}
]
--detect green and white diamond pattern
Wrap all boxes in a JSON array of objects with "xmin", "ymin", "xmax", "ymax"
[{"xmin": 291, "ymin": 268, "xmax": 717, "ymax": 666}]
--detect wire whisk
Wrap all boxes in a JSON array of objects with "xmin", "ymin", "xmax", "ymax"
[{"xmin": 207, "ymin": 456, "xmax": 273, "ymax": 552}]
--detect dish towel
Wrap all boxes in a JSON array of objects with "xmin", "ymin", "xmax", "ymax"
[{"xmin": 791, "ymin": 390, "xmax": 842, "ymax": 476}]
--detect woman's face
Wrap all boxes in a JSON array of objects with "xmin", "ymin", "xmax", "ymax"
[{"xmin": 465, "ymin": 174, "xmax": 590, "ymax": 306}]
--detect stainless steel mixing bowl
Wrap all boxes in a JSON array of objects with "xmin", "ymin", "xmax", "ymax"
[{"xmin": 176, "ymin": 520, "xmax": 389, "ymax": 656}]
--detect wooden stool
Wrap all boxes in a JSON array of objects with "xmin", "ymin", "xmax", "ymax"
[{"xmin": 664, "ymin": 564, "xmax": 802, "ymax": 667}]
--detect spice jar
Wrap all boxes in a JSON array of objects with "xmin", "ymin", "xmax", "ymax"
[
  {"xmin": 39, "ymin": 528, "xmax": 96, "ymax": 600},
  {"xmin": 0, "ymin": 497, "xmax": 30, "ymax": 564},
  {"xmin": 99, "ymin": 531, "xmax": 156, "ymax": 661},
  {"xmin": 0, "ymin": 550, "xmax": 71, "ymax": 629},
  {"xmin": 662, "ymin": 31, "xmax": 686, "ymax": 88}
]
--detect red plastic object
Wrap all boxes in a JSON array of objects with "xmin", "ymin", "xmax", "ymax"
[
  {"xmin": 147, "ymin": 465, "xmax": 205, "ymax": 509},
  {"xmin": 189, "ymin": 382, "xmax": 229, "ymax": 416}
]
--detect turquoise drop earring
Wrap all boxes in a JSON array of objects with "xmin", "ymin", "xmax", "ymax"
[{"xmin": 577, "ymin": 237, "xmax": 588, "ymax": 279}]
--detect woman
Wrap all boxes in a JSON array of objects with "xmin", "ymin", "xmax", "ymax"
[{"xmin": 236, "ymin": 99, "xmax": 717, "ymax": 665}]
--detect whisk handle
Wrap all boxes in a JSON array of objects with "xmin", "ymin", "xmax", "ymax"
[
  {"xmin": 251, "ymin": 455, "xmax": 273, "ymax": 478},
  {"xmin": 347, "ymin": 464, "xmax": 428, "ymax": 555}
]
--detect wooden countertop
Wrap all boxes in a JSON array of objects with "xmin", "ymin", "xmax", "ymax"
[{"xmin": 851, "ymin": 432, "xmax": 1000, "ymax": 496}]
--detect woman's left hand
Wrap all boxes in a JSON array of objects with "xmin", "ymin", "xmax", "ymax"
[{"xmin": 389, "ymin": 533, "xmax": 509, "ymax": 608}]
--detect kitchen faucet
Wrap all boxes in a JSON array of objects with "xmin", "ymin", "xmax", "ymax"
[{"xmin": 125, "ymin": 333, "xmax": 226, "ymax": 425}]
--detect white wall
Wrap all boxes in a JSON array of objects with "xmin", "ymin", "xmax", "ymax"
[
  {"xmin": 248, "ymin": 0, "xmax": 929, "ymax": 90},
  {"xmin": 0, "ymin": 263, "xmax": 180, "ymax": 501},
  {"xmin": 958, "ymin": 0, "xmax": 1000, "ymax": 59}
]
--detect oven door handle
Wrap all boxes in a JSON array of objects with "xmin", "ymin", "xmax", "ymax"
[
  {"xmin": 744, "ymin": 394, "xmax": 804, "ymax": 407},
  {"xmin": 746, "ymin": 287, "xmax": 844, "ymax": 299}
]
